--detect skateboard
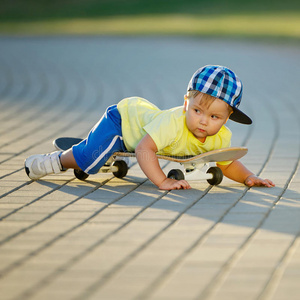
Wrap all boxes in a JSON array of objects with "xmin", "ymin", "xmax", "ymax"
[{"xmin": 53, "ymin": 137, "xmax": 248, "ymax": 185}]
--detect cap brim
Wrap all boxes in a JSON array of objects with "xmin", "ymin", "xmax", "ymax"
[{"xmin": 229, "ymin": 107, "xmax": 252, "ymax": 125}]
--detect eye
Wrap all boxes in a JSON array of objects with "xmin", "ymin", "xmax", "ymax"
[
  {"xmin": 194, "ymin": 109, "xmax": 201, "ymax": 114},
  {"xmin": 211, "ymin": 115, "xmax": 219, "ymax": 119}
]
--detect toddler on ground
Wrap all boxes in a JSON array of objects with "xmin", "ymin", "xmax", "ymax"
[{"xmin": 25, "ymin": 65, "xmax": 275, "ymax": 190}]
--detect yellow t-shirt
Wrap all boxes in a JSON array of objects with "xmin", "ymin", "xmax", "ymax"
[{"xmin": 117, "ymin": 97, "xmax": 232, "ymax": 165}]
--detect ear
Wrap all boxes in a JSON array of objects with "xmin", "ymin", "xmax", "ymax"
[
  {"xmin": 183, "ymin": 95, "xmax": 188, "ymax": 112},
  {"xmin": 224, "ymin": 111, "xmax": 233, "ymax": 124}
]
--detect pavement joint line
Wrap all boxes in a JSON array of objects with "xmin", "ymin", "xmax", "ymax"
[
  {"xmin": 135, "ymin": 184, "xmax": 250, "ymax": 300},
  {"xmin": 3, "ymin": 162, "xmax": 169, "ymax": 298},
  {"xmin": 0, "ymin": 105, "xmax": 93, "ymax": 165},
  {"xmin": 0, "ymin": 177, "xmax": 74, "ymax": 221},
  {"xmin": 253, "ymin": 97, "xmax": 279, "ymax": 177},
  {"xmin": 0, "ymin": 152, "xmax": 19, "ymax": 155},
  {"xmin": 0, "ymin": 167, "xmax": 24, "ymax": 180},
  {"xmin": 0, "ymin": 176, "xmax": 145, "ymax": 279},
  {"xmin": 0, "ymin": 181, "xmax": 32, "ymax": 204},
  {"xmin": 9, "ymin": 69, "xmax": 47, "ymax": 117},
  {"xmin": 256, "ymin": 99, "xmax": 300, "ymax": 300},
  {"xmin": 140, "ymin": 155, "xmax": 297, "ymax": 300},
  {"xmin": 0, "ymin": 69, "xmax": 47, "ymax": 136},
  {"xmin": 0, "ymin": 61, "xmax": 50, "ymax": 120},
  {"xmin": 0, "ymin": 58, "xmax": 14, "ymax": 99},
  {"xmin": 0, "ymin": 59, "xmax": 92, "ymax": 155},
  {"xmin": 0, "ymin": 66, "xmax": 76, "ymax": 153},
  {"xmin": 0, "ymin": 83, "xmax": 41, "ymax": 124},
  {"xmin": 240, "ymin": 121, "xmax": 253, "ymax": 148},
  {"xmin": 8, "ymin": 179, "xmax": 164, "ymax": 300},
  {"xmin": 0, "ymin": 144, "xmax": 145, "ymax": 222},
  {"xmin": 0, "ymin": 177, "xmax": 103, "ymax": 248},
  {"xmin": 1, "ymin": 74, "xmax": 99, "ymax": 153},
  {"xmin": 72, "ymin": 185, "xmax": 213, "ymax": 300},
  {"xmin": 0, "ymin": 60, "xmax": 59, "ymax": 124},
  {"xmin": 5, "ymin": 57, "xmax": 31, "ymax": 110},
  {"xmin": 257, "ymin": 232, "xmax": 300, "ymax": 300},
  {"xmin": 0, "ymin": 77, "xmax": 101, "ymax": 166},
  {"xmin": 239, "ymin": 100, "xmax": 255, "ymax": 148},
  {"xmin": 194, "ymin": 143, "xmax": 300, "ymax": 300}
]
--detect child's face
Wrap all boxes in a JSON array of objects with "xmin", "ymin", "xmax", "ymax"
[{"xmin": 184, "ymin": 93, "xmax": 231, "ymax": 142}]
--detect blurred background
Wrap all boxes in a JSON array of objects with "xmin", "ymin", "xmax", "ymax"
[{"xmin": 0, "ymin": 0, "xmax": 299, "ymax": 39}]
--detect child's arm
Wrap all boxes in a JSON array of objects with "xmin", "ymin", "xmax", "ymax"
[
  {"xmin": 135, "ymin": 134, "xmax": 191, "ymax": 190},
  {"xmin": 217, "ymin": 160, "xmax": 275, "ymax": 187}
]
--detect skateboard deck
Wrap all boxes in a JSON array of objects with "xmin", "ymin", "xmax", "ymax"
[{"xmin": 53, "ymin": 137, "xmax": 248, "ymax": 184}]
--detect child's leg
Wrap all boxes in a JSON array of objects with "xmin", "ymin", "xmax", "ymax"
[
  {"xmin": 60, "ymin": 148, "xmax": 79, "ymax": 169},
  {"xmin": 72, "ymin": 104, "xmax": 126, "ymax": 174},
  {"xmin": 25, "ymin": 104, "xmax": 126, "ymax": 180}
]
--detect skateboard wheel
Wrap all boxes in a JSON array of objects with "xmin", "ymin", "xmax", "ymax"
[
  {"xmin": 112, "ymin": 160, "xmax": 128, "ymax": 178},
  {"xmin": 167, "ymin": 169, "xmax": 185, "ymax": 180},
  {"xmin": 206, "ymin": 167, "xmax": 223, "ymax": 185},
  {"xmin": 74, "ymin": 169, "xmax": 89, "ymax": 180}
]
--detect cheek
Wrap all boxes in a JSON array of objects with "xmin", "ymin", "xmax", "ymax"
[
  {"xmin": 209, "ymin": 120, "xmax": 225, "ymax": 132},
  {"xmin": 186, "ymin": 113, "xmax": 197, "ymax": 129}
]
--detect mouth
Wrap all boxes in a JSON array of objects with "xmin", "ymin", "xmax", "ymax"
[{"xmin": 197, "ymin": 128, "xmax": 206, "ymax": 133}]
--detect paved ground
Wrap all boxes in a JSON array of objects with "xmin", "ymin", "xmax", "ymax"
[{"xmin": 0, "ymin": 36, "xmax": 299, "ymax": 300}]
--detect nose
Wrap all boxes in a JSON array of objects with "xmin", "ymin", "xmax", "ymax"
[{"xmin": 199, "ymin": 114, "xmax": 208, "ymax": 125}]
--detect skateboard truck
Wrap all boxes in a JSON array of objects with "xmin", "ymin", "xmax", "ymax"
[
  {"xmin": 73, "ymin": 158, "xmax": 129, "ymax": 181},
  {"xmin": 167, "ymin": 162, "xmax": 223, "ymax": 185}
]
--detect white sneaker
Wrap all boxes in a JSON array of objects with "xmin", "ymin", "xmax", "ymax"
[{"xmin": 25, "ymin": 151, "xmax": 64, "ymax": 180}]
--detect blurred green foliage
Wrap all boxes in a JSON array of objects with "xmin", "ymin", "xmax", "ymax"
[
  {"xmin": 0, "ymin": 0, "xmax": 299, "ymax": 38},
  {"xmin": 1, "ymin": 0, "xmax": 300, "ymax": 21}
]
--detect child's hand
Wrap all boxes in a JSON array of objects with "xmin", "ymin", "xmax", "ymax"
[
  {"xmin": 159, "ymin": 178, "xmax": 191, "ymax": 190},
  {"xmin": 244, "ymin": 175, "xmax": 275, "ymax": 188}
]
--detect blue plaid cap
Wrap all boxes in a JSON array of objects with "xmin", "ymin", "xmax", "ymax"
[{"xmin": 187, "ymin": 65, "xmax": 252, "ymax": 124}]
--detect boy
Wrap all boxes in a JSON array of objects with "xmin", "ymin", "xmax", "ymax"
[{"xmin": 25, "ymin": 65, "xmax": 275, "ymax": 190}]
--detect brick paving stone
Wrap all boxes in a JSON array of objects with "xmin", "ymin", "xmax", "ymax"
[{"xmin": 0, "ymin": 36, "xmax": 299, "ymax": 300}]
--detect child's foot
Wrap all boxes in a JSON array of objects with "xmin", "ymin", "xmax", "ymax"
[{"xmin": 25, "ymin": 151, "xmax": 65, "ymax": 180}]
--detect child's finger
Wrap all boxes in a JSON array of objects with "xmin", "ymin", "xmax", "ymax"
[
  {"xmin": 256, "ymin": 178, "xmax": 273, "ymax": 187},
  {"xmin": 173, "ymin": 180, "xmax": 191, "ymax": 190},
  {"xmin": 159, "ymin": 178, "xmax": 191, "ymax": 190},
  {"xmin": 178, "ymin": 180, "xmax": 191, "ymax": 189},
  {"xmin": 262, "ymin": 179, "xmax": 275, "ymax": 187},
  {"xmin": 246, "ymin": 176, "xmax": 275, "ymax": 188}
]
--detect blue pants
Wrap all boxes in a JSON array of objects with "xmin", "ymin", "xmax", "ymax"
[{"xmin": 72, "ymin": 105, "xmax": 127, "ymax": 174}]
